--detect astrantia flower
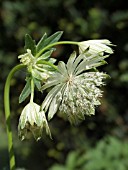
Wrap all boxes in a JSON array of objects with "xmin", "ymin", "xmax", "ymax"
[
  {"xmin": 18, "ymin": 102, "xmax": 51, "ymax": 141},
  {"xmin": 78, "ymin": 39, "xmax": 114, "ymax": 55},
  {"xmin": 41, "ymin": 51, "xmax": 109, "ymax": 125}
]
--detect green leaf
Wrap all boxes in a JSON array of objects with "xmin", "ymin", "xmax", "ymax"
[
  {"xmin": 33, "ymin": 78, "xmax": 42, "ymax": 91},
  {"xmin": 36, "ymin": 31, "xmax": 63, "ymax": 53},
  {"xmin": 44, "ymin": 31, "xmax": 63, "ymax": 46},
  {"xmin": 24, "ymin": 34, "xmax": 36, "ymax": 55},
  {"xmin": 19, "ymin": 78, "xmax": 31, "ymax": 103},
  {"xmin": 36, "ymin": 33, "xmax": 47, "ymax": 53},
  {"xmin": 37, "ymin": 50, "xmax": 54, "ymax": 61}
]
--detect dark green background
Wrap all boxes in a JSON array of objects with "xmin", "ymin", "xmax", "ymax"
[{"xmin": 0, "ymin": 0, "xmax": 128, "ymax": 169}]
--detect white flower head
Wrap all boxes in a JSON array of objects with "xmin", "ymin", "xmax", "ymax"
[
  {"xmin": 78, "ymin": 39, "xmax": 114, "ymax": 55},
  {"xmin": 41, "ymin": 51, "xmax": 109, "ymax": 125},
  {"xmin": 18, "ymin": 102, "xmax": 51, "ymax": 141}
]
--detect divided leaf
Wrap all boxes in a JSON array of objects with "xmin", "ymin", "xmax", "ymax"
[
  {"xmin": 19, "ymin": 78, "xmax": 31, "ymax": 103},
  {"xmin": 24, "ymin": 34, "xmax": 36, "ymax": 56},
  {"xmin": 44, "ymin": 31, "xmax": 63, "ymax": 46},
  {"xmin": 36, "ymin": 31, "xmax": 63, "ymax": 53}
]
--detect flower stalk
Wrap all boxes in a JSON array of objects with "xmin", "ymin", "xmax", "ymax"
[
  {"xmin": 30, "ymin": 78, "xmax": 34, "ymax": 103},
  {"xmin": 4, "ymin": 64, "xmax": 25, "ymax": 170},
  {"xmin": 36, "ymin": 41, "xmax": 79, "ymax": 58}
]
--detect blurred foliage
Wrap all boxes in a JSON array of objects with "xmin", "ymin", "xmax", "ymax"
[
  {"xmin": 49, "ymin": 136, "xmax": 128, "ymax": 170},
  {"xmin": 0, "ymin": 0, "xmax": 128, "ymax": 170}
]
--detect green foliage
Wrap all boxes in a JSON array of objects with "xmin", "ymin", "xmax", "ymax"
[
  {"xmin": 18, "ymin": 31, "xmax": 63, "ymax": 104},
  {"xmin": 84, "ymin": 137, "xmax": 128, "ymax": 170},
  {"xmin": 33, "ymin": 78, "xmax": 42, "ymax": 91},
  {"xmin": 24, "ymin": 31, "xmax": 63, "ymax": 57},
  {"xmin": 25, "ymin": 34, "xmax": 36, "ymax": 56},
  {"xmin": 19, "ymin": 77, "xmax": 31, "ymax": 103},
  {"xmin": 49, "ymin": 137, "xmax": 128, "ymax": 170},
  {"xmin": 36, "ymin": 31, "xmax": 63, "ymax": 54}
]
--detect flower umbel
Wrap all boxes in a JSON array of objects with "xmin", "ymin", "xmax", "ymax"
[
  {"xmin": 41, "ymin": 51, "xmax": 108, "ymax": 125},
  {"xmin": 18, "ymin": 102, "xmax": 51, "ymax": 141}
]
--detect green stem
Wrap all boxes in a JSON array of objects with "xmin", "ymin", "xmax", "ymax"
[
  {"xmin": 4, "ymin": 64, "xmax": 25, "ymax": 170},
  {"xmin": 36, "ymin": 41, "xmax": 79, "ymax": 58},
  {"xmin": 30, "ymin": 78, "xmax": 34, "ymax": 103},
  {"xmin": 36, "ymin": 60, "xmax": 59, "ymax": 71}
]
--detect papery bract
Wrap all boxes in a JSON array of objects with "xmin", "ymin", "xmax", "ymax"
[
  {"xmin": 41, "ymin": 51, "xmax": 108, "ymax": 124},
  {"xmin": 78, "ymin": 39, "xmax": 113, "ymax": 55}
]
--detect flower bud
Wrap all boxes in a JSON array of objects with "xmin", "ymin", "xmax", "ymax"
[
  {"xmin": 18, "ymin": 49, "xmax": 35, "ymax": 66},
  {"xmin": 18, "ymin": 102, "xmax": 51, "ymax": 141},
  {"xmin": 78, "ymin": 39, "xmax": 114, "ymax": 55}
]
